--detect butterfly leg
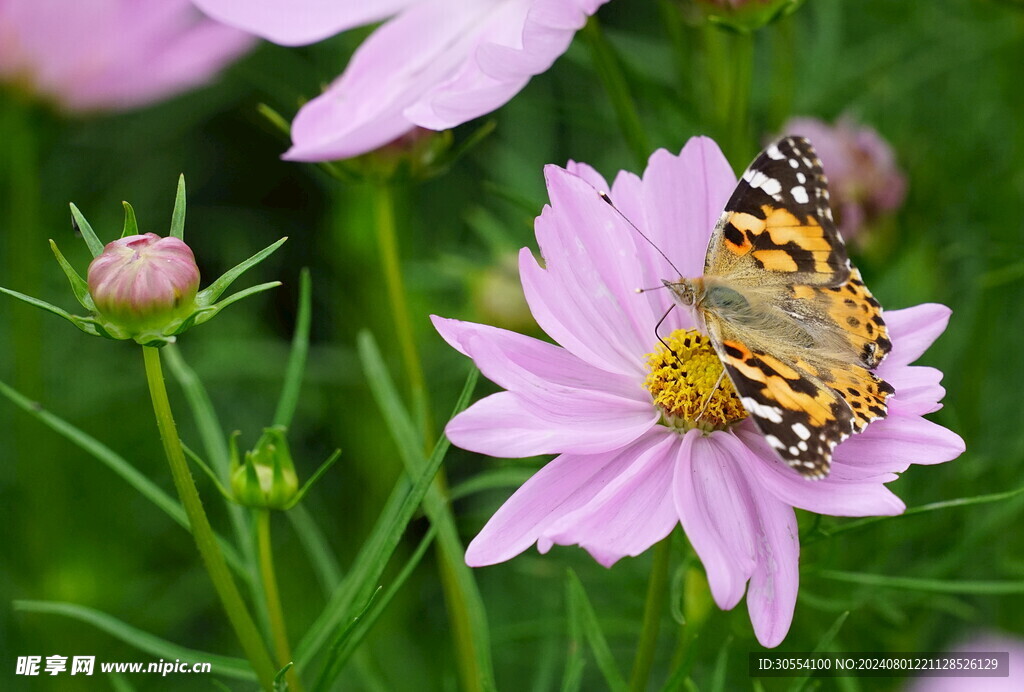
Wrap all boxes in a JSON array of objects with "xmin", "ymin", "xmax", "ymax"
[{"xmin": 693, "ymin": 367, "xmax": 727, "ymax": 425}]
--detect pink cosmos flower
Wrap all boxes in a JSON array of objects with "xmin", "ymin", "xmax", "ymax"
[
  {"xmin": 191, "ymin": 0, "xmax": 609, "ymax": 161},
  {"xmin": 782, "ymin": 116, "xmax": 907, "ymax": 240},
  {"xmin": 0, "ymin": 0, "xmax": 254, "ymax": 113},
  {"xmin": 431, "ymin": 137, "xmax": 964, "ymax": 647}
]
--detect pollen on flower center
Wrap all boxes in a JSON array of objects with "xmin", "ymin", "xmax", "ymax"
[{"xmin": 643, "ymin": 329, "xmax": 748, "ymax": 432}]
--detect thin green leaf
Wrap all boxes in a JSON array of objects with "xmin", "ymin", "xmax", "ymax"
[
  {"xmin": 0, "ymin": 378, "xmax": 247, "ymax": 576},
  {"xmin": 274, "ymin": 268, "xmax": 312, "ymax": 428},
  {"xmin": 357, "ymin": 333, "xmax": 494, "ymax": 687},
  {"xmin": 14, "ymin": 601, "xmax": 255, "ymax": 680},
  {"xmin": 121, "ymin": 201, "xmax": 139, "ymax": 238},
  {"xmin": 449, "ymin": 467, "xmax": 536, "ymax": 501},
  {"xmin": 287, "ymin": 505, "xmax": 343, "ymax": 596},
  {"xmin": 197, "ymin": 237, "xmax": 287, "ymax": 305},
  {"xmin": 0, "ymin": 286, "xmax": 100, "ymax": 336},
  {"xmin": 817, "ymin": 485, "xmax": 1024, "ymax": 540},
  {"xmin": 565, "ymin": 570, "xmax": 628, "ymax": 692},
  {"xmin": 787, "ymin": 612, "xmax": 849, "ymax": 692},
  {"xmin": 561, "ymin": 571, "xmax": 587, "ymax": 692},
  {"xmin": 170, "ymin": 174, "xmax": 187, "ymax": 239},
  {"xmin": 69, "ymin": 202, "xmax": 104, "ymax": 256},
  {"xmin": 194, "ymin": 281, "xmax": 283, "ymax": 326},
  {"xmin": 816, "ymin": 571, "xmax": 1024, "ymax": 595},
  {"xmin": 48, "ymin": 240, "xmax": 95, "ymax": 311},
  {"xmin": 108, "ymin": 673, "xmax": 135, "ymax": 692},
  {"xmin": 288, "ymin": 449, "xmax": 341, "ymax": 508},
  {"xmin": 709, "ymin": 636, "xmax": 731, "ymax": 692},
  {"xmin": 315, "ymin": 527, "xmax": 437, "ymax": 690},
  {"xmin": 294, "ymin": 365, "xmax": 480, "ymax": 668}
]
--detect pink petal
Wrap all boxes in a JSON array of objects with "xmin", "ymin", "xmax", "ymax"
[
  {"xmin": 673, "ymin": 430, "xmax": 757, "ymax": 610},
  {"xmin": 886, "ymin": 366, "xmax": 946, "ymax": 417},
  {"xmin": 285, "ymin": 0, "xmax": 494, "ymax": 161},
  {"xmin": 431, "ymin": 316, "xmax": 643, "ymax": 401},
  {"xmin": 836, "ymin": 416, "xmax": 965, "ymax": 473},
  {"xmin": 635, "ymin": 139, "xmax": 738, "ymax": 283},
  {"xmin": 404, "ymin": 0, "xmax": 608, "ymax": 129},
  {"xmin": 880, "ymin": 304, "xmax": 952, "ymax": 369},
  {"xmin": 191, "ymin": 0, "xmax": 414, "ymax": 46},
  {"xmin": 465, "ymin": 444, "xmax": 641, "ymax": 566},
  {"xmin": 446, "ymin": 392, "xmax": 656, "ymax": 458},
  {"xmin": 736, "ymin": 427, "xmax": 907, "ymax": 517},
  {"xmin": 744, "ymin": 480, "xmax": 800, "ymax": 648},
  {"xmin": 3, "ymin": 0, "xmax": 253, "ymax": 113},
  {"xmin": 565, "ymin": 160, "xmax": 610, "ymax": 192},
  {"xmin": 541, "ymin": 432, "xmax": 680, "ymax": 566}
]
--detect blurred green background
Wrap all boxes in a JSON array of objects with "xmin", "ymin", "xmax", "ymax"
[{"xmin": 1, "ymin": 0, "xmax": 1022, "ymax": 689}]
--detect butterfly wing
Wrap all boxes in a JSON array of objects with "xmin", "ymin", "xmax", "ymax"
[
  {"xmin": 698, "ymin": 136, "xmax": 894, "ymax": 477},
  {"xmin": 706, "ymin": 136, "xmax": 851, "ymax": 288}
]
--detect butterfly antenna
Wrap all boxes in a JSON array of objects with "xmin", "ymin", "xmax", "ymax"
[
  {"xmin": 598, "ymin": 191, "xmax": 686, "ymax": 278},
  {"xmin": 654, "ymin": 304, "xmax": 676, "ymax": 356}
]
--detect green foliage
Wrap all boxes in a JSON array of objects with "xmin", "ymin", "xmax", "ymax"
[{"xmin": 2, "ymin": 0, "xmax": 1022, "ymax": 690}]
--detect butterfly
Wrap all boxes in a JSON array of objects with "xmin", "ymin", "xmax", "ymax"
[{"xmin": 664, "ymin": 136, "xmax": 894, "ymax": 478}]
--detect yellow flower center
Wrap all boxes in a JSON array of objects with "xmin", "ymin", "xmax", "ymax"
[{"xmin": 643, "ymin": 329, "xmax": 748, "ymax": 432}]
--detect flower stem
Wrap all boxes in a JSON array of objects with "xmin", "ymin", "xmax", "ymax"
[
  {"xmin": 141, "ymin": 346, "xmax": 277, "ymax": 690},
  {"xmin": 629, "ymin": 537, "xmax": 673, "ymax": 692},
  {"xmin": 372, "ymin": 184, "xmax": 493, "ymax": 691},
  {"xmin": 373, "ymin": 183, "xmax": 430, "ymax": 439},
  {"xmin": 582, "ymin": 16, "xmax": 652, "ymax": 169},
  {"xmin": 256, "ymin": 510, "xmax": 302, "ymax": 691},
  {"xmin": 704, "ymin": 24, "xmax": 756, "ymax": 169}
]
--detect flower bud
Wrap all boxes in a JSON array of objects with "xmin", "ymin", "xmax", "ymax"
[
  {"xmin": 694, "ymin": 0, "xmax": 802, "ymax": 32},
  {"xmin": 230, "ymin": 427, "xmax": 299, "ymax": 510},
  {"xmin": 87, "ymin": 233, "xmax": 200, "ymax": 336}
]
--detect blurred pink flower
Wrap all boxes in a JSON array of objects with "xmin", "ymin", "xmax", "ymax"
[
  {"xmin": 782, "ymin": 116, "xmax": 907, "ymax": 239},
  {"xmin": 192, "ymin": 0, "xmax": 609, "ymax": 161},
  {"xmin": 906, "ymin": 633, "xmax": 1024, "ymax": 692},
  {"xmin": 0, "ymin": 0, "xmax": 255, "ymax": 113},
  {"xmin": 432, "ymin": 137, "xmax": 963, "ymax": 647}
]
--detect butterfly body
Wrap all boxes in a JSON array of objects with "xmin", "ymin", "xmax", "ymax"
[{"xmin": 665, "ymin": 136, "xmax": 894, "ymax": 479}]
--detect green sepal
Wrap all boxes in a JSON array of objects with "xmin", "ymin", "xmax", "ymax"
[
  {"xmin": 121, "ymin": 201, "xmax": 139, "ymax": 238},
  {"xmin": 170, "ymin": 174, "xmax": 187, "ymax": 240},
  {"xmin": 69, "ymin": 202, "xmax": 104, "ymax": 257},
  {"xmin": 0, "ymin": 286, "xmax": 102, "ymax": 337},
  {"xmin": 273, "ymin": 663, "xmax": 294, "ymax": 692},
  {"xmin": 285, "ymin": 449, "xmax": 342, "ymax": 510},
  {"xmin": 182, "ymin": 443, "xmax": 233, "ymax": 503},
  {"xmin": 700, "ymin": 0, "xmax": 805, "ymax": 34},
  {"xmin": 196, "ymin": 237, "xmax": 287, "ymax": 305},
  {"xmin": 49, "ymin": 240, "xmax": 95, "ymax": 311},
  {"xmin": 190, "ymin": 281, "xmax": 283, "ymax": 329}
]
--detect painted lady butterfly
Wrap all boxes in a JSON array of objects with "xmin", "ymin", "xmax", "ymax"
[{"xmin": 664, "ymin": 136, "xmax": 894, "ymax": 478}]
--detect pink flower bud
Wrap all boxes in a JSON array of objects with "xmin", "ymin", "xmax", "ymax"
[{"xmin": 87, "ymin": 233, "xmax": 200, "ymax": 334}]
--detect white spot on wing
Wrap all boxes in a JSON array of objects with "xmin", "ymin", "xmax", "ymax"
[
  {"xmin": 791, "ymin": 186, "xmax": 809, "ymax": 204},
  {"xmin": 766, "ymin": 144, "xmax": 784, "ymax": 160},
  {"xmin": 792, "ymin": 423, "xmax": 811, "ymax": 440},
  {"xmin": 742, "ymin": 397, "xmax": 784, "ymax": 423},
  {"xmin": 761, "ymin": 177, "xmax": 782, "ymax": 196}
]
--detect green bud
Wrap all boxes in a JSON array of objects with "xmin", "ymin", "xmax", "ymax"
[
  {"xmin": 694, "ymin": 0, "xmax": 803, "ymax": 32},
  {"xmin": 230, "ymin": 427, "xmax": 300, "ymax": 510}
]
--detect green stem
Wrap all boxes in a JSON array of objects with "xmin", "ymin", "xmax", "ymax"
[
  {"xmin": 257, "ymin": 510, "xmax": 302, "ymax": 691},
  {"xmin": 372, "ymin": 184, "xmax": 492, "ymax": 692},
  {"xmin": 704, "ymin": 25, "xmax": 756, "ymax": 169},
  {"xmin": 373, "ymin": 183, "xmax": 430, "ymax": 439},
  {"xmin": 582, "ymin": 16, "xmax": 651, "ymax": 169},
  {"xmin": 141, "ymin": 346, "xmax": 277, "ymax": 690},
  {"xmin": 628, "ymin": 537, "xmax": 673, "ymax": 692}
]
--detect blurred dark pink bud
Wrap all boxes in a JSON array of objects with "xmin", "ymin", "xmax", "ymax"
[
  {"xmin": 87, "ymin": 233, "xmax": 200, "ymax": 334},
  {"xmin": 781, "ymin": 116, "xmax": 907, "ymax": 240}
]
